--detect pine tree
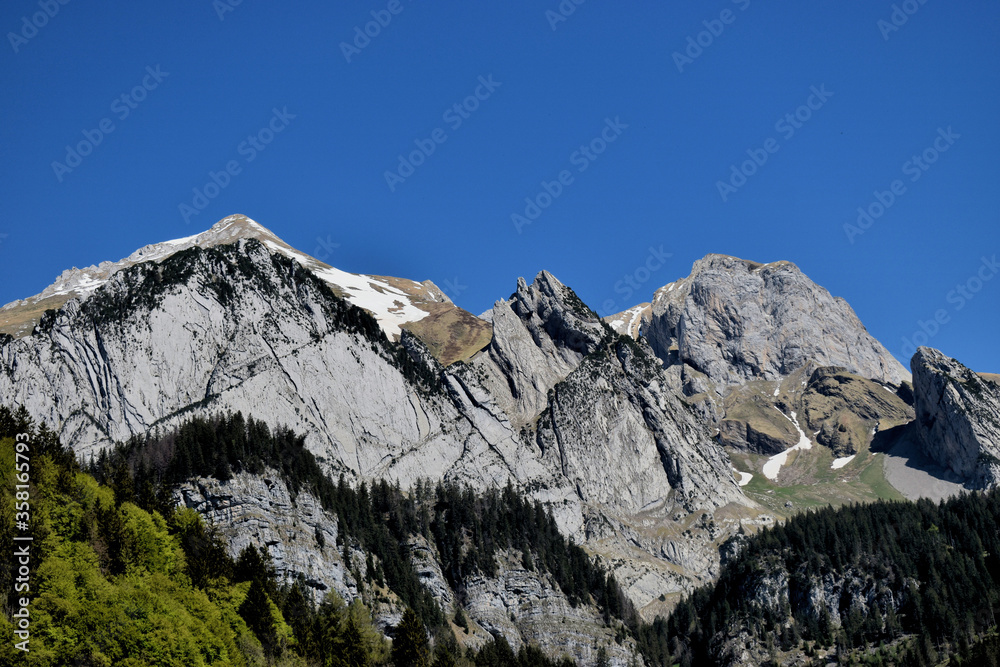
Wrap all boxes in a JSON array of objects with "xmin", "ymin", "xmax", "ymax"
[
  {"xmin": 432, "ymin": 637, "xmax": 458, "ymax": 667},
  {"xmin": 239, "ymin": 578, "xmax": 279, "ymax": 656},
  {"xmin": 454, "ymin": 606, "xmax": 469, "ymax": 632},
  {"xmin": 335, "ymin": 616, "xmax": 371, "ymax": 667},
  {"xmin": 392, "ymin": 608, "xmax": 429, "ymax": 667}
]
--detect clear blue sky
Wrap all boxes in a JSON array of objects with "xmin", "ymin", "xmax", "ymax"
[{"xmin": 1, "ymin": 1, "xmax": 998, "ymax": 371}]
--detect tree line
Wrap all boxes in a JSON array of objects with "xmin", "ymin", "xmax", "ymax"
[
  {"xmin": 648, "ymin": 491, "xmax": 1000, "ymax": 666},
  {"xmin": 88, "ymin": 411, "xmax": 635, "ymax": 634},
  {"xmin": 10, "ymin": 400, "xmax": 999, "ymax": 666},
  {"xmin": 1, "ymin": 404, "xmax": 585, "ymax": 666}
]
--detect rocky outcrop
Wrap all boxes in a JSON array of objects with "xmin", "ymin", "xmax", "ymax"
[
  {"xmin": 645, "ymin": 255, "xmax": 909, "ymax": 388},
  {"xmin": 534, "ymin": 335, "xmax": 745, "ymax": 514},
  {"xmin": 174, "ymin": 470, "xmax": 356, "ymax": 599},
  {"xmin": 911, "ymin": 347, "xmax": 1000, "ymax": 487},
  {"xmin": 173, "ymin": 471, "xmax": 639, "ymax": 663},
  {"xmin": 471, "ymin": 271, "xmax": 610, "ymax": 430},
  {"xmin": 461, "ymin": 550, "xmax": 636, "ymax": 665},
  {"xmin": 711, "ymin": 556, "xmax": 904, "ymax": 667},
  {"xmin": 801, "ymin": 367, "xmax": 914, "ymax": 457},
  {"xmin": 0, "ymin": 225, "xmax": 760, "ymax": 641},
  {"xmin": 718, "ymin": 416, "xmax": 795, "ymax": 455},
  {"xmin": 716, "ymin": 391, "xmax": 798, "ymax": 455}
]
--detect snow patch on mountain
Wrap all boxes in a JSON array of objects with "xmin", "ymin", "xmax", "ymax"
[
  {"xmin": 262, "ymin": 239, "xmax": 429, "ymax": 339},
  {"xmin": 831, "ymin": 455, "xmax": 856, "ymax": 470},
  {"xmin": 1, "ymin": 214, "xmax": 437, "ymax": 341},
  {"xmin": 605, "ymin": 303, "xmax": 651, "ymax": 339},
  {"xmin": 762, "ymin": 410, "xmax": 813, "ymax": 481}
]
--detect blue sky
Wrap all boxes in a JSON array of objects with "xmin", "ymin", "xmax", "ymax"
[{"xmin": 1, "ymin": 0, "xmax": 998, "ymax": 371}]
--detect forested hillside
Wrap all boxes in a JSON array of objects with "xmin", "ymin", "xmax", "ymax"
[
  {"xmin": 5, "ymin": 402, "xmax": 1000, "ymax": 666},
  {"xmin": 88, "ymin": 411, "xmax": 635, "ymax": 633},
  {"xmin": 0, "ymin": 406, "xmax": 582, "ymax": 666},
  {"xmin": 650, "ymin": 490, "xmax": 1000, "ymax": 666}
]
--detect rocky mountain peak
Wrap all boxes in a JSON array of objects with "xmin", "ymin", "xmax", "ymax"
[
  {"xmin": 507, "ymin": 270, "xmax": 609, "ymax": 357},
  {"xmin": 474, "ymin": 271, "xmax": 612, "ymax": 427},
  {"xmin": 913, "ymin": 346, "xmax": 977, "ymax": 381},
  {"xmin": 0, "ymin": 214, "xmax": 487, "ymax": 350},
  {"xmin": 911, "ymin": 346, "xmax": 1000, "ymax": 487},
  {"xmin": 0, "ymin": 214, "xmax": 279, "ymax": 337},
  {"xmin": 644, "ymin": 253, "xmax": 909, "ymax": 388},
  {"xmin": 124, "ymin": 214, "xmax": 281, "ymax": 262},
  {"xmin": 689, "ymin": 253, "xmax": 799, "ymax": 275}
]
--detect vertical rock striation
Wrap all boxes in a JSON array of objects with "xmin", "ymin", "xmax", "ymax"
[
  {"xmin": 645, "ymin": 255, "xmax": 908, "ymax": 388},
  {"xmin": 911, "ymin": 346, "xmax": 1000, "ymax": 487}
]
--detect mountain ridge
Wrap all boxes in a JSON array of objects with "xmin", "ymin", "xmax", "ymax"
[
  {"xmin": 3, "ymin": 213, "xmax": 999, "ymax": 666},
  {"xmin": 0, "ymin": 221, "xmax": 764, "ymax": 626},
  {"xmin": 0, "ymin": 214, "xmax": 487, "ymax": 346}
]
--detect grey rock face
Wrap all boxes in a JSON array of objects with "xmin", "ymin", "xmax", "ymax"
[
  {"xmin": 0, "ymin": 236, "xmax": 755, "ymax": 635},
  {"xmin": 461, "ymin": 550, "xmax": 638, "ymax": 666},
  {"xmin": 645, "ymin": 255, "xmax": 909, "ymax": 388},
  {"xmin": 471, "ymin": 271, "xmax": 609, "ymax": 429},
  {"xmin": 468, "ymin": 271, "xmax": 745, "ymax": 514},
  {"xmin": 0, "ymin": 241, "xmax": 552, "ymax": 501},
  {"xmin": 407, "ymin": 534, "xmax": 455, "ymax": 610},
  {"xmin": 0, "ymin": 241, "xmax": 443, "ymax": 472},
  {"xmin": 534, "ymin": 335, "xmax": 745, "ymax": 514},
  {"xmin": 173, "ymin": 471, "xmax": 639, "ymax": 663},
  {"xmin": 174, "ymin": 471, "xmax": 357, "ymax": 599},
  {"xmin": 714, "ymin": 559, "xmax": 900, "ymax": 667},
  {"xmin": 911, "ymin": 347, "xmax": 1000, "ymax": 487}
]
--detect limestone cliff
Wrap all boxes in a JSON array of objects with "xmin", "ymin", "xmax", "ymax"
[
  {"xmin": 911, "ymin": 347, "xmax": 1000, "ymax": 488},
  {"xmin": 645, "ymin": 255, "xmax": 908, "ymax": 388}
]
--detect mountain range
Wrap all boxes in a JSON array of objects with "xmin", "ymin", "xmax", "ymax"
[{"xmin": 2, "ymin": 214, "xmax": 998, "ymax": 665}]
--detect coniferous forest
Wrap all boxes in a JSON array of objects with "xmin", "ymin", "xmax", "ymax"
[
  {"xmin": 2, "ymin": 403, "xmax": 999, "ymax": 666},
  {"xmin": 646, "ymin": 489, "xmax": 1000, "ymax": 666}
]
